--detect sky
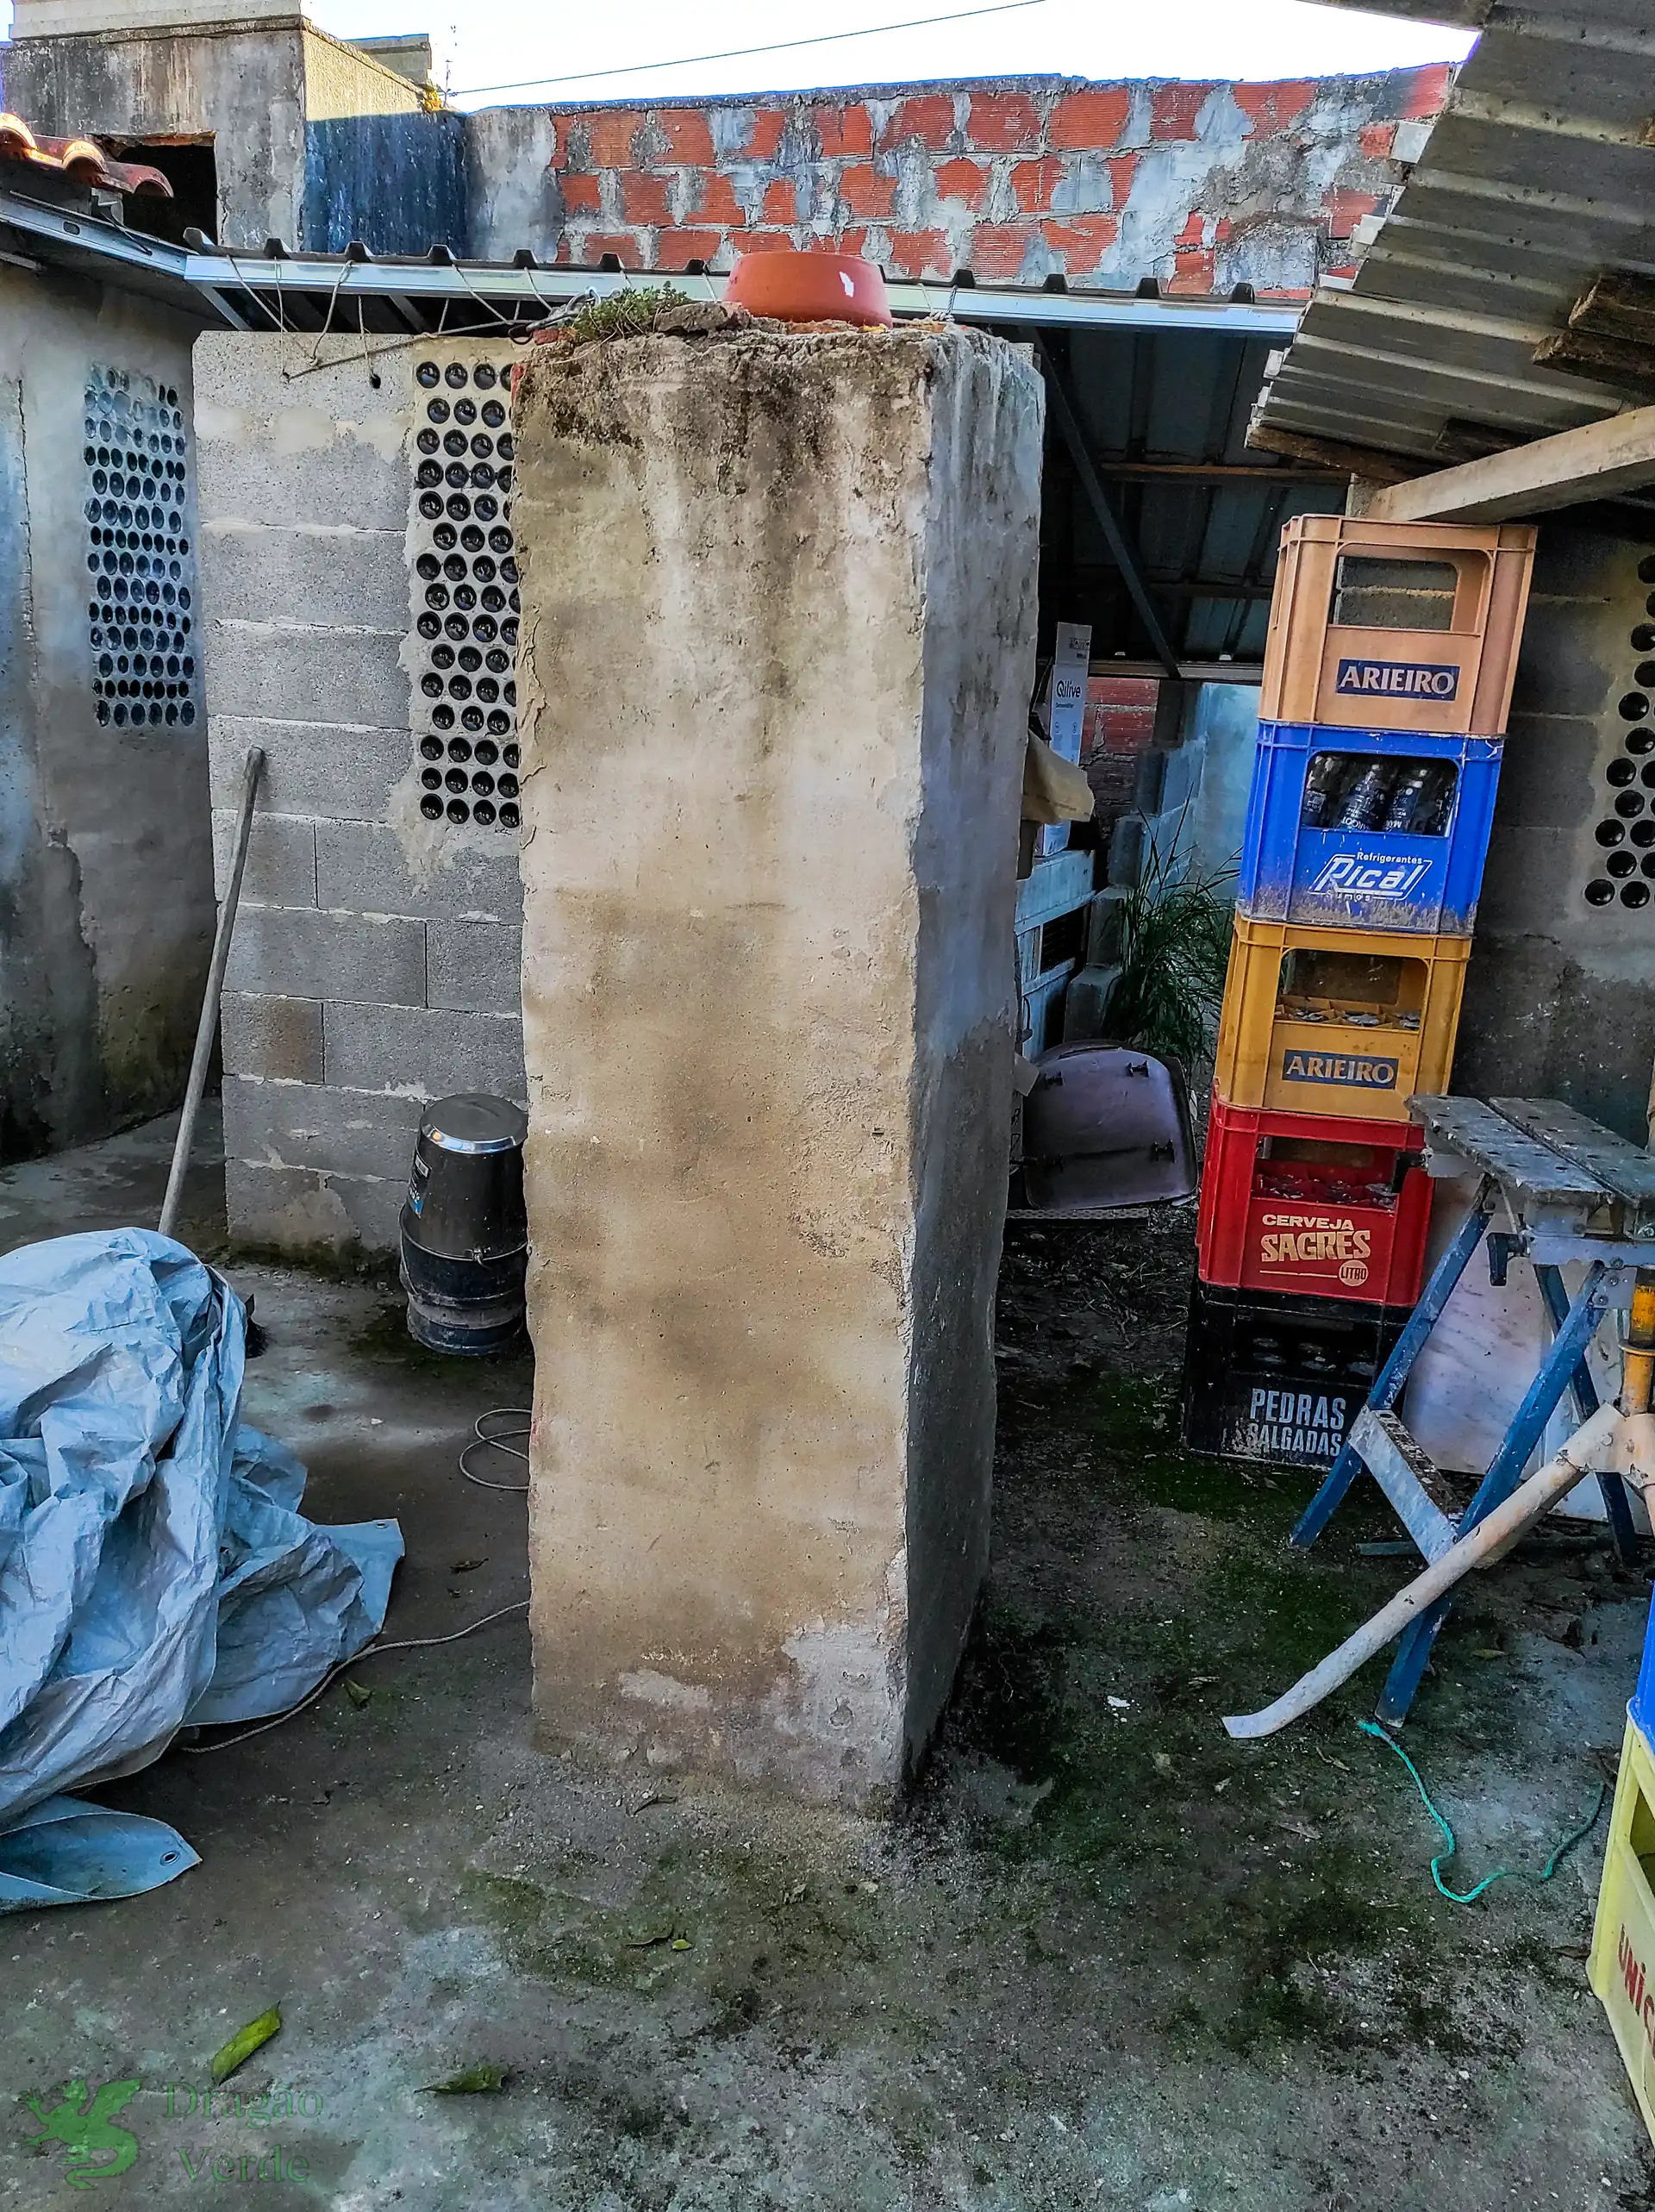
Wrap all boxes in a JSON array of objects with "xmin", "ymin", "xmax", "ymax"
[{"xmin": 3, "ymin": 0, "xmax": 1470, "ymax": 110}]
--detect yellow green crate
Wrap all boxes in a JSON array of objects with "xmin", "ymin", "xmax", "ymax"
[{"xmin": 1589, "ymin": 1717, "xmax": 1655, "ymax": 2146}]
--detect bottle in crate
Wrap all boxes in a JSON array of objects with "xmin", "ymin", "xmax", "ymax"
[{"xmin": 1180, "ymin": 1274, "xmax": 1411, "ymax": 1469}]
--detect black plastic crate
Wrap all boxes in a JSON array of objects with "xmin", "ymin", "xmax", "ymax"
[{"xmin": 1181, "ymin": 1274, "xmax": 1410, "ymax": 1470}]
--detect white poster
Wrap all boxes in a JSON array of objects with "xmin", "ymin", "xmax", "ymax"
[{"xmin": 1039, "ymin": 622, "xmax": 1092, "ymax": 857}]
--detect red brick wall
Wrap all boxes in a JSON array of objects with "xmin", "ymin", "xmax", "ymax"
[
  {"xmin": 534, "ymin": 66, "xmax": 1451, "ymax": 292},
  {"xmin": 1083, "ymin": 675, "xmax": 1159, "ymax": 832},
  {"xmin": 1084, "ymin": 675, "xmax": 1158, "ymax": 759}
]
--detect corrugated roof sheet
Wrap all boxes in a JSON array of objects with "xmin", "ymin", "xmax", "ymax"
[
  {"xmin": 1048, "ymin": 321, "xmax": 1345, "ymax": 665},
  {"xmin": 1251, "ymin": 0, "xmax": 1655, "ymax": 468},
  {"xmin": 0, "ymin": 173, "xmax": 1340, "ymax": 665}
]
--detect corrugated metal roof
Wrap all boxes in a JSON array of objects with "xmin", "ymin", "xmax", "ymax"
[
  {"xmin": 1252, "ymin": 0, "xmax": 1655, "ymax": 471},
  {"xmin": 0, "ymin": 178, "xmax": 1337, "ymax": 667},
  {"xmin": 1045, "ymin": 322, "xmax": 1345, "ymax": 665}
]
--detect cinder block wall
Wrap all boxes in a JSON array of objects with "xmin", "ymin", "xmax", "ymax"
[
  {"xmin": 1, "ymin": 267, "xmax": 215, "ymax": 1160},
  {"xmin": 1453, "ymin": 525, "xmax": 1655, "ymax": 1142},
  {"xmin": 196, "ymin": 334, "xmax": 524, "ymax": 1251}
]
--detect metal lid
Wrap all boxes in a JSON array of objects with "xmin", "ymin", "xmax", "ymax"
[{"xmin": 421, "ymin": 1093, "xmax": 528, "ymax": 1155}]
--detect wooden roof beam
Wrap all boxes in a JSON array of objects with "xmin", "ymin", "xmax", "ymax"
[{"xmin": 1366, "ymin": 400, "xmax": 1655, "ymax": 522}]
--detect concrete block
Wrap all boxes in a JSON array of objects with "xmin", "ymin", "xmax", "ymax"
[
  {"xmin": 195, "ymin": 333, "xmax": 415, "ymax": 425},
  {"xmin": 200, "ymin": 522, "xmax": 409, "ymax": 631},
  {"xmin": 427, "ymin": 921, "xmax": 523, "ymax": 1015},
  {"xmin": 225, "ymin": 906, "xmax": 427, "ymax": 1006},
  {"xmin": 203, "ymin": 620, "xmax": 407, "ymax": 730},
  {"xmin": 197, "ymin": 439, "xmax": 409, "ymax": 534},
  {"xmin": 1509, "ymin": 556, "xmax": 1634, "ymax": 719},
  {"xmin": 315, "ymin": 821, "xmax": 524, "ymax": 924},
  {"xmin": 1152, "ymin": 678, "xmax": 1196, "ymax": 751},
  {"xmin": 1511, "ymin": 628, "xmax": 1613, "ymax": 723},
  {"xmin": 1493, "ymin": 715, "xmax": 1600, "ymax": 831},
  {"xmin": 213, "ymin": 810, "xmax": 317, "ymax": 906},
  {"xmin": 193, "ymin": 337, "xmax": 411, "ymax": 535},
  {"xmin": 1474, "ymin": 824, "xmax": 1576, "ymax": 939},
  {"xmin": 322, "ymin": 1000, "xmax": 526, "ymax": 1100},
  {"xmin": 1132, "ymin": 747, "xmax": 1167, "ymax": 815},
  {"xmin": 222, "ymin": 1073, "xmax": 422, "ymax": 1180},
  {"xmin": 326, "ymin": 1171, "xmax": 409, "ymax": 1253},
  {"xmin": 225, "ymin": 1156, "xmax": 404, "ymax": 1254},
  {"xmin": 1062, "ymin": 962, "xmax": 1122, "ymax": 1042},
  {"xmin": 1084, "ymin": 885, "xmax": 1130, "ymax": 967},
  {"xmin": 1107, "ymin": 813, "xmax": 1145, "ymax": 888},
  {"xmin": 1156, "ymin": 739, "xmax": 1204, "ymax": 822},
  {"xmin": 512, "ymin": 322, "xmax": 1041, "ymax": 1806},
  {"xmin": 209, "ymin": 715, "xmax": 414, "ymax": 823},
  {"xmin": 221, "ymin": 992, "xmax": 324, "ymax": 1083}
]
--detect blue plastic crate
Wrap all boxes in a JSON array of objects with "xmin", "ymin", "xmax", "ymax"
[{"xmin": 1237, "ymin": 720, "xmax": 1503, "ymax": 936}]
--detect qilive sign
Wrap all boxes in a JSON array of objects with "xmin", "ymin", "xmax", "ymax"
[
  {"xmin": 1256, "ymin": 1210, "xmax": 1372, "ymax": 1291},
  {"xmin": 1334, "ymin": 659, "xmax": 1460, "ymax": 701}
]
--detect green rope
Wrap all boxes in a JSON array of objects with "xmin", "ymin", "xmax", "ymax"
[{"xmin": 1358, "ymin": 1718, "xmax": 1608, "ymax": 1906}]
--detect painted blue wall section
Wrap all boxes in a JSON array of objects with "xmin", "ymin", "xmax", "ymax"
[{"xmin": 303, "ymin": 111, "xmax": 468, "ymax": 256}]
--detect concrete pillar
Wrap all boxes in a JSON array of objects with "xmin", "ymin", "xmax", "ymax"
[{"xmin": 512, "ymin": 323, "xmax": 1043, "ymax": 1804}]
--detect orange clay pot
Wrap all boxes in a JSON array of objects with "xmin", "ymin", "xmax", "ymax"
[{"xmin": 725, "ymin": 251, "xmax": 893, "ymax": 328}]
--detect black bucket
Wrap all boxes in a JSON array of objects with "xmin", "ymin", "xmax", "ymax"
[{"xmin": 399, "ymin": 1094, "xmax": 528, "ymax": 1356}]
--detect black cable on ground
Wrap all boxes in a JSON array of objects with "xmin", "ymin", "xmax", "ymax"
[{"xmin": 459, "ymin": 1407, "xmax": 531, "ymax": 1493}]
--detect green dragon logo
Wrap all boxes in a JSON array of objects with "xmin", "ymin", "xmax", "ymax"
[{"xmin": 22, "ymin": 2078, "xmax": 141, "ymax": 2187}]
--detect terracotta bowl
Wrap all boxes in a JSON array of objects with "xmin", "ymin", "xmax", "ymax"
[{"xmin": 725, "ymin": 251, "xmax": 894, "ymax": 328}]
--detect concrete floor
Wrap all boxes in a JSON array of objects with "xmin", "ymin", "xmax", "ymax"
[{"xmin": 2, "ymin": 1107, "xmax": 1653, "ymax": 2209}]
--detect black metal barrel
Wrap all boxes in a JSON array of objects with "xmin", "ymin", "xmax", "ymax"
[{"xmin": 399, "ymin": 1093, "xmax": 528, "ymax": 1355}]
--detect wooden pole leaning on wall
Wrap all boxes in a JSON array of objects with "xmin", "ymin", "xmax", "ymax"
[{"xmin": 159, "ymin": 746, "xmax": 265, "ymax": 1244}]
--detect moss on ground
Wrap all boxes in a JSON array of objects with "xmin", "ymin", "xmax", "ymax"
[{"xmin": 463, "ymin": 1245, "xmax": 1612, "ymax": 2091}]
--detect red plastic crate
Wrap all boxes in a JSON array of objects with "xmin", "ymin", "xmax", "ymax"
[{"xmin": 1197, "ymin": 1090, "xmax": 1432, "ymax": 1306}]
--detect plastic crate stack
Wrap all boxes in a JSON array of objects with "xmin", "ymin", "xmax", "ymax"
[{"xmin": 1183, "ymin": 516, "xmax": 1536, "ymax": 1469}]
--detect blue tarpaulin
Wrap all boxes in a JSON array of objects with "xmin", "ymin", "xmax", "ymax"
[{"xmin": 0, "ymin": 1229, "xmax": 402, "ymax": 1909}]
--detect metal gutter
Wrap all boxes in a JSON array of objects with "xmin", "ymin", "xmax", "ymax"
[{"xmin": 0, "ymin": 187, "xmax": 1302, "ymax": 337}]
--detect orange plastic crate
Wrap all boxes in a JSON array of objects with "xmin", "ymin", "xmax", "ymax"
[{"xmin": 1260, "ymin": 515, "xmax": 1535, "ymax": 736}]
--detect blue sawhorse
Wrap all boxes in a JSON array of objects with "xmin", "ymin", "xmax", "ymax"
[{"xmin": 1289, "ymin": 1170, "xmax": 1638, "ymax": 1727}]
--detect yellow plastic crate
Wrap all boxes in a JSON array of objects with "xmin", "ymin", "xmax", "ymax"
[
  {"xmin": 1212, "ymin": 913, "xmax": 1471, "ymax": 1125},
  {"xmin": 1589, "ymin": 1719, "xmax": 1655, "ymax": 2146}
]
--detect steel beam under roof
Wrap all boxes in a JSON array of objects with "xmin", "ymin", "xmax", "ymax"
[{"xmin": 1251, "ymin": 0, "xmax": 1655, "ymax": 483}]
